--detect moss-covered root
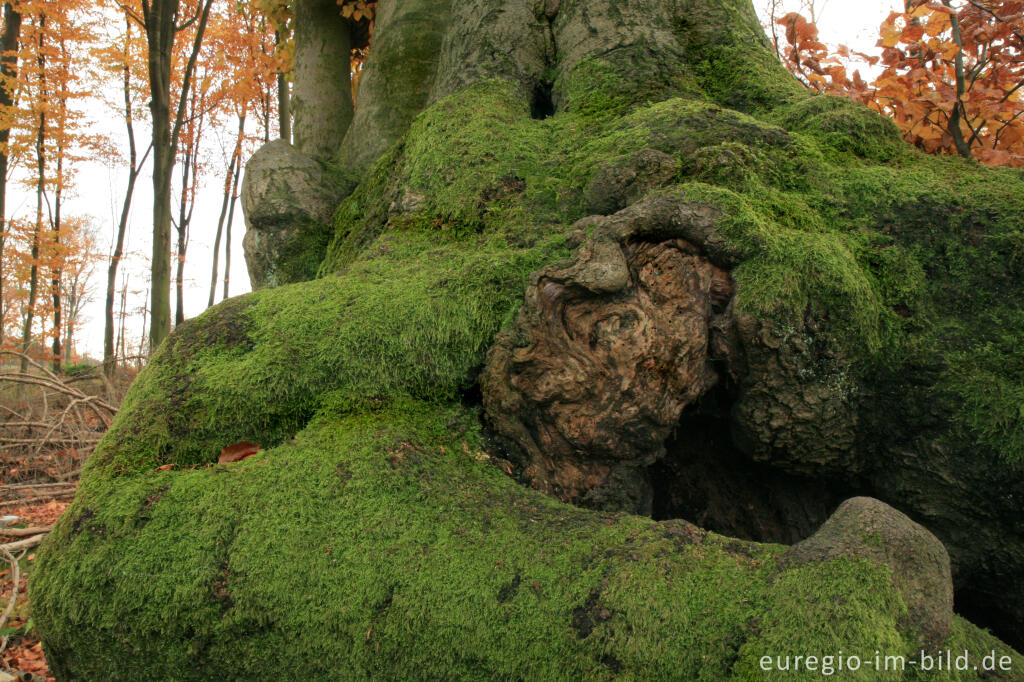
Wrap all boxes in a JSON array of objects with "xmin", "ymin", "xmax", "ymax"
[{"xmin": 30, "ymin": 402, "xmax": 1022, "ymax": 681}]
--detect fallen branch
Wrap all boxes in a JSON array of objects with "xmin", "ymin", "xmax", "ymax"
[
  {"xmin": 0, "ymin": 535, "xmax": 45, "ymax": 553},
  {"xmin": 0, "ymin": 526, "xmax": 51, "ymax": 537},
  {"xmin": 0, "ymin": 491, "xmax": 75, "ymax": 507},
  {"xmin": 0, "ymin": 482, "xmax": 74, "ymax": 491},
  {"xmin": 0, "ymin": 544, "xmax": 24, "ymax": 658}
]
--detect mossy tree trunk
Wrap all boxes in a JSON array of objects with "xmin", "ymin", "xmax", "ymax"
[
  {"xmin": 292, "ymin": 0, "xmax": 353, "ymax": 161},
  {"xmin": 30, "ymin": 0, "xmax": 1024, "ymax": 678}
]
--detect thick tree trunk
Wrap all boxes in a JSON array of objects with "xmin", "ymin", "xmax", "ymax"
[
  {"xmin": 292, "ymin": 0, "xmax": 352, "ymax": 160},
  {"xmin": 336, "ymin": 0, "xmax": 451, "ymax": 171},
  {"xmin": 31, "ymin": 1, "xmax": 1024, "ymax": 676}
]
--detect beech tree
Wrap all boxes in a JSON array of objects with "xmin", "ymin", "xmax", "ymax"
[
  {"xmin": 775, "ymin": 0, "xmax": 1024, "ymax": 165},
  {"xmin": 0, "ymin": 2, "xmax": 20, "ymax": 344},
  {"xmin": 31, "ymin": 0, "xmax": 1024, "ymax": 676},
  {"xmin": 7, "ymin": 0, "xmax": 94, "ymax": 370},
  {"xmin": 95, "ymin": 6, "xmax": 151, "ymax": 377},
  {"xmin": 126, "ymin": 0, "xmax": 214, "ymax": 349}
]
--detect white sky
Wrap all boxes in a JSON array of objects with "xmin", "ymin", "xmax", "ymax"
[
  {"xmin": 14, "ymin": 0, "xmax": 905, "ymax": 361},
  {"xmin": 756, "ymin": 0, "xmax": 904, "ymax": 48}
]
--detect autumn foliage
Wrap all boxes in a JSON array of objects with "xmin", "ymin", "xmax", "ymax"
[{"xmin": 778, "ymin": 0, "xmax": 1024, "ymax": 167}]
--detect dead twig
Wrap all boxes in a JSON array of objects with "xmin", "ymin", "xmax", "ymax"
[
  {"xmin": 0, "ymin": 527, "xmax": 51, "ymax": 538},
  {"xmin": 0, "ymin": 492, "xmax": 75, "ymax": 507},
  {"xmin": 0, "ymin": 544, "xmax": 25, "ymax": 658},
  {"xmin": 0, "ymin": 482, "xmax": 75, "ymax": 491},
  {"xmin": 0, "ymin": 536, "xmax": 45, "ymax": 554}
]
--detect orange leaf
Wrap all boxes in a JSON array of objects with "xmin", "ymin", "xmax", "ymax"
[
  {"xmin": 156, "ymin": 464, "xmax": 175, "ymax": 472},
  {"xmin": 925, "ymin": 11, "xmax": 951, "ymax": 37},
  {"xmin": 219, "ymin": 441, "xmax": 261, "ymax": 464}
]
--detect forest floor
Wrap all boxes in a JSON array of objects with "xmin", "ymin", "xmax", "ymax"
[
  {"xmin": 1, "ymin": 497, "xmax": 71, "ymax": 681},
  {"xmin": 0, "ymin": 356, "xmax": 133, "ymax": 681}
]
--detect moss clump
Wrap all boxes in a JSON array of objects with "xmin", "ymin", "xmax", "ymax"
[
  {"xmin": 773, "ymin": 95, "xmax": 905, "ymax": 162},
  {"xmin": 92, "ymin": 229, "xmax": 567, "ymax": 475},
  {"xmin": 32, "ymin": 402, "xmax": 1023, "ymax": 680}
]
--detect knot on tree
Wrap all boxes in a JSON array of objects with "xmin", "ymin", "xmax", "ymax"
[{"xmin": 482, "ymin": 198, "xmax": 741, "ymax": 514}]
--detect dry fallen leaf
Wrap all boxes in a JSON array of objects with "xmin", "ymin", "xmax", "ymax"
[
  {"xmin": 218, "ymin": 441, "xmax": 261, "ymax": 464},
  {"xmin": 155, "ymin": 464, "xmax": 174, "ymax": 472}
]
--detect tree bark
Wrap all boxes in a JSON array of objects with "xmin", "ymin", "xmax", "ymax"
[
  {"xmin": 336, "ymin": 0, "xmax": 451, "ymax": 172},
  {"xmin": 30, "ymin": 0, "xmax": 1024, "ymax": 674},
  {"xmin": 292, "ymin": 0, "xmax": 352, "ymax": 161},
  {"xmin": 21, "ymin": 15, "xmax": 46, "ymax": 372},
  {"xmin": 50, "ymin": 130, "xmax": 62, "ymax": 373},
  {"xmin": 0, "ymin": 3, "xmax": 21, "ymax": 345},
  {"xmin": 143, "ymin": 0, "xmax": 214, "ymax": 351},
  {"xmin": 208, "ymin": 113, "xmax": 244, "ymax": 309},
  {"xmin": 174, "ymin": 79, "xmax": 201, "ymax": 328},
  {"xmin": 275, "ymin": 30, "xmax": 290, "ymax": 143},
  {"xmin": 222, "ymin": 152, "xmax": 240, "ymax": 299},
  {"xmin": 144, "ymin": 0, "xmax": 176, "ymax": 352},
  {"xmin": 104, "ymin": 14, "xmax": 148, "ymax": 378}
]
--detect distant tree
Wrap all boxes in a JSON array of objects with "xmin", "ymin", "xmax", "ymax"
[
  {"xmin": 775, "ymin": 0, "xmax": 1024, "ymax": 166},
  {"xmin": 94, "ymin": 5, "xmax": 151, "ymax": 377},
  {"xmin": 121, "ymin": 0, "xmax": 215, "ymax": 350},
  {"xmin": 0, "ymin": 2, "xmax": 21, "ymax": 346}
]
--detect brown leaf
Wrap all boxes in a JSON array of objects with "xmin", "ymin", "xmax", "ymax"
[
  {"xmin": 155, "ymin": 464, "xmax": 175, "ymax": 472},
  {"xmin": 218, "ymin": 441, "xmax": 261, "ymax": 464}
]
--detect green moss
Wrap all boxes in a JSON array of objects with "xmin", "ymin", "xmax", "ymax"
[
  {"xmin": 674, "ymin": 0, "xmax": 808, "ymax": 113},
  {"xmin": 271, "ymin": 218, "xmax": 335, "ymax": 286},
  {"xmin": 31, "ymin": 22, "xmax": 1024, "ymax": 676},
  {"xmin": 555, "ymin": 56, "xmax": 698, "ymax": 120},
  {"xmin": 773, "ymin": 95, "xmax": 905, "ymax": 163},
  {"xmin": 36, "ymin": 401, "xmax": 1016, "ymax": 681},
  {"xmin": 93, "ymin": 230, "xmax": 566, "ymax": 475}
]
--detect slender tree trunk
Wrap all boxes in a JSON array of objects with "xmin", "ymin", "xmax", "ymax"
[
  {"xmin": 222, "ymin": 155, "xmax": 241, "ymax": 300},
  {"xmin": 207, "ymin": 153, "xmax": 235, "ymax": 307},
  {"xmin": 276, "ymin": 30, "xmax": 290, "ymax": 143},
  {"xmin": 105, "ymin": 14, "xmax": 147, "ymax": 378},
  {"xmin": 174, "ymin": 125, "xmax": 192, "ymax": 327},
  {"xmin": 946, "ymin": 3, "xmax": 973, "ymax": 159},
  {"xmin": 145, "ymin": 0, "xmax": 176, "ymax": 351},
  {"xmin": 0, "ymin": 3, "xmax": 22, "ymax": 345},
  {"xmin": 50, "ymin": 141, "xmax": 63, "ymax": 373},
  {"xmin": 143, "ymin": 0, "xmax": 214, "ymax": 350},
  {"xmin": 208, "ymin": 113, "xmax": 244, "ymax": 308},
  {"xmin": 116, "ymin": 273, "xmax": 127, "ymax": 367},
  {"xmin": 63, "ymin": 287, "xmax": 71, "ymax": 365},
  {"xmin": 21, "ymin": 17, "xmax": 46, "ymax": 372},
  {"xmin": 140, "ymin": 285, "xmax": 149, "ymax": 359},
  {"xmin": 50, "ymin": 30, "xmax": 69, "ymax": 373},
  {"xmin": 63, "ymin": 267, "xmax": 82, "ymax": 366}
]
